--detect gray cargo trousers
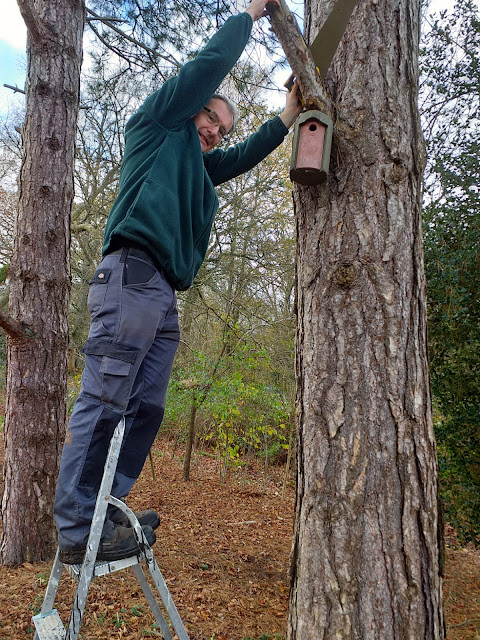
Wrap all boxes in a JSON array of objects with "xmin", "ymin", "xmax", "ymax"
[{"xmin": 54, "ymin": 247, "xmax": 179, "ymax": 550}]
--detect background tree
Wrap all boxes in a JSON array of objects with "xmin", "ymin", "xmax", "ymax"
[
  {"xmin": 265, "ymin": 0, "xmax": 445, "ymax": 636},
  {"xmin": 421, "ymin": 0, "xmax": 480, "ymax": 544},
  {"xmin": 0, "ymin": 0, "xmax": 85, "ymax": 565}
]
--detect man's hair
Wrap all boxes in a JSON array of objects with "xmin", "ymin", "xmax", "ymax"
[{"xmin": 211, "ymin": 93, "xmax": 238, "ymax": 132}]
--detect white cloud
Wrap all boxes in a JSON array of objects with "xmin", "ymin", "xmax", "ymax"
[{"xmin": 0, "ymin": 0, "xmax": 26, "ymax": 51}]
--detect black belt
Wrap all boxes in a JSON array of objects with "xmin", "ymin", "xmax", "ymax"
[{"xmin": 108, "ymin": 246, "xmax": 158, "ymax": 268}]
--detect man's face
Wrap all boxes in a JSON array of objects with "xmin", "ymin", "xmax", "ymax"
[{"xmin": 193, "ymin": 98, "xmax": 233, "ymax": 153}]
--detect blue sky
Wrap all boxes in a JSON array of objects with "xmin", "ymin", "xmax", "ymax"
[
  {"xmin": 0, "ymin": 1, "xmax": 26, "ymax": 114},
  {"xmin": 0, "ymin": 39, "xmax": 26, "ymax": 89}
]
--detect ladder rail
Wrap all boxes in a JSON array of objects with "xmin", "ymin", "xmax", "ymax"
[
  {"xmin": 33, "ymin": 417, "xmax": 191, "ymax": 640},
  {"xmin": 110, "ymin": 496, "xmax": 190, "ymax": 640},
  {"xmin": 132, "ymin": 564, "xmax": 173, "ymax": 640},
  {"xmin": 65, "ymin": 417, "xmax": 126, "ymax": 640},
  {"xmin": 33, "ymin": 549, "xmax": 64, "ymax": 640},
  {"xmin": 142, "ymin": 546, "xmax": 191, "ymax": 640}
]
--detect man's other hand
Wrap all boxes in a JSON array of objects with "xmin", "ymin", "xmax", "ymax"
[
  {"xmin": 246, "ymin": 0, "xmax": 280, "ymax": 21},
  {"xmin": 279, "ymin": 81, "xmax": 303, "ymax": 129}
]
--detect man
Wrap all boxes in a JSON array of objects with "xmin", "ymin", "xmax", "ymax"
[{"xmin": 54, "ymin": 0, "xmax": 302, "ymax": 564}]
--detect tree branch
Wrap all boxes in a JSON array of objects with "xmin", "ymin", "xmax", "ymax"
[
  {"xmin": 72, "ymin": 223, "xmax": 98, "ymax": 234},
  {"xmin": 72, "ymin": 232, "xmax": 97, "ymax": 269},
  {"xmin": 86, "ymin": 7, "xmax": 181, "ymax": 68},
  {"xmin": 0, "ymin": 307, "xmax": 33, "ymax": 340},
  {"xmin": 87, "ymin": 21, "xmax": 158, "ymax": 72},
  {"xmin": 16, "ymin": 0, "xmax": 47, "ymax": 44},
  {"xmin": 266, "ymin": 0, "xmax": 332, "ymax": 113},
  {"xmin": 86, "ymin": 13, "xmax": 129, "ymax": 25},
  {"xmin": 3, "ymin": 84, "xmax": 25, "ymax": 95}
]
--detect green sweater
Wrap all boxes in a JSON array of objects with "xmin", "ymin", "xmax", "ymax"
[{"xmin": 102, "ymin": 13, "xmax": 289, "ymax": 291}]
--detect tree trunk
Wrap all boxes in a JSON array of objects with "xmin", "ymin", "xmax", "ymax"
[
  {"xmin": 183, "ymin": 397, "xmax": 198, "ymax": 482},
  {"xmin": 288, "ymin": 0, "xmax": 444, "ymax": 637},
  {"xmin": 1, "ymin": 0, "xmax": 85, "ymax": 565}
]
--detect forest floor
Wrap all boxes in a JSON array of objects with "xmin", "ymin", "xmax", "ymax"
[{"xmin": 0, "ymin": 436, "xmax": 479, "ymax": 640}]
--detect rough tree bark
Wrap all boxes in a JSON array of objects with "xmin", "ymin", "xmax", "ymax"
[
  {"xmin": 281, "ymin": 0, "xmax": 445, "ymax": 637},
  {"xmin": 1, "ymin": 0, "xmax": 85, "ymax": 565}
]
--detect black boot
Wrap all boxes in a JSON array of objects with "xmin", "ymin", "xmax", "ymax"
[
  {"xmin": 109, "ymin": 505, "xmax": 160, "ymax": 531},
  {"xmin": 59, "ymin": 524, "xmax": 156, "ymax": 564}
]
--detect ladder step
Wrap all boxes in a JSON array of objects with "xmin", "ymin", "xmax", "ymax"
[
  {"xmin": 32, "ymin": 609, "xmax": 65, "ymax": 640},
  {"xmin": 64, "ymin": 553, "xmax": 141, "ymax": 580}
]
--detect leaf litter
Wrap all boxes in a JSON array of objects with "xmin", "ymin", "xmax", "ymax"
[{"xmin": 0, "ymin": 439, "xmax": 478, "ymax": 639}]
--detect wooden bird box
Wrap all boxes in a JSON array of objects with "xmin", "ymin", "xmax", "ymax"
[{"xmin": 290, "ymin": 110, "xmax": 333, "ymax": 186}]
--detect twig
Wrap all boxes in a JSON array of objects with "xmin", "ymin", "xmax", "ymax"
[
  {"xmin": 3, "ymin": 84, "xmax": 25, "ymax": 95},
  {"xmin": 444, "ymin": 562, "xmax": 457, "ymax": 609},
  {"xmin": 86, "ymin": 11, "xmax": 129, "ymax": 25},
  {"xmin": 148, "ymin": 450, "xmax": 156, "ymax": 481},
  {"xmin": 447, "ymin": 618, "xmax": 480, "ymax": 629},
  {"xmin": 86, "ymin": 7, "xmax": 181, "ymax": 68}
]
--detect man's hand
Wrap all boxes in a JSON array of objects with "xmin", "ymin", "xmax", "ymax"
[
  {"xmin": 246, "ymin": 0, "xmax": 280, "ymax": 21},
  {"xmin": 279, "ymin": 81, "xmax": 303, "ymax": 129}
]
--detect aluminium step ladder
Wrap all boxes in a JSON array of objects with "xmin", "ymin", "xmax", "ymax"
[{"xmin": 32, "ymin": 418, "xmax": 190, "ymax": 640}]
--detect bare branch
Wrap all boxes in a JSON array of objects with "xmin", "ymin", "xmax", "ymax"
[
  {"xmin": 0, "ymin": 307, "xmax": 33, "ymax": 340},
  {"xmin": 266, "ymin": 0, "xmax": 332, "ymax": 113},
  {"xmin": 3, "ymin": 84, "xmax": 25, "ymax": 95},
  {"xmin": 72, "ymin": 223, "xmax": 98, "ymax": 234},
  {"xmin": 73, "ymin": 233, "xmax": 97, "ymax": 269},
  {"xmin": 15, "ymin": 0, "xmax": 44, "ymax": 44},
  {"xmin": 86, "ymin": 7, "xmax": 181, "ymax": 68},
  {"xmin": 447, "ymin": 619, "xmax": 480, "ymax": 629},
  {"xmin": 85, "ymin": 11, "xmax": 129, "ymax": 25},
  {"xmin": 87, "ymin": 21, "xmax": 154, "ymax": 72}
]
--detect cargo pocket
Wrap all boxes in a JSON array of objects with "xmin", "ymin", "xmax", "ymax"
[
  {"xmin": 99, "ymin": 356, "xmax": 132, "ymax": 409},
  {"xmin": 82, "ymin": 338, "xmax": 140, "ymax": 410}
]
